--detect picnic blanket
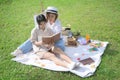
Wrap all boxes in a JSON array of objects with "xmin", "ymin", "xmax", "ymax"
[{"xmin": 11, "ymin": 40, "xmax": 109, "ymax": 78}]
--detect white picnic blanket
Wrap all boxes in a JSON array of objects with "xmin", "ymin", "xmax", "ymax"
[{"xmin": 11, "ymin": 40, "xmax": 109, "ymax": 78}]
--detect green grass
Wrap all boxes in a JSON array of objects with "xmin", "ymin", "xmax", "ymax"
[{"xmin": 0, "ymin": 0, "xmax": 120, "ymax": 80}]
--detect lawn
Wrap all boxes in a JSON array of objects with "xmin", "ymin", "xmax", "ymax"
[{"xmin": 0, "ymin": 0, "xmax": 120, "ymax": 80}]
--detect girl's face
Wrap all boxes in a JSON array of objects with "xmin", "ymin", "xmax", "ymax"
[
  {"xmin": 47, "ymin": 13, "xmax": 57, "ymax": 24},
  {"xmin": 39, "ymin": 21, "xmax": 46, "ymax": 30}
]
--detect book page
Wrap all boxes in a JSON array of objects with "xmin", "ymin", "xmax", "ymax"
[
  {"xmin": 42, "ymin": 32, "xmax": 60, "ymax": 44},
  {"xmin": 42, "ymin": 36, "xmax": 53, "ymax": 44},
  {"xmin": 53, "ymin": 32, "xmax": 60, "ymax": 42}
]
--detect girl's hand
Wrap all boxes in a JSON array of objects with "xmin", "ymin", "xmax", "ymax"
[
  {"xmin": 34, "ymin": 41, "xmax": 43, "ymax": 47},
  {"xmin": 43, "ymin": 43, "xmax": 54, "ymax": 49}
]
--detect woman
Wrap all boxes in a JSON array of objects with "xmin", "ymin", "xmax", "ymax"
[{"xmin": 44, "ymin": 6, "xmax": 65, "ymax": 51}]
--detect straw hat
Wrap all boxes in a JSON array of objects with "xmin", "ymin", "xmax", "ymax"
[{"xmin": 45, "ymin": 6, "xmax": 58, "ymax": 14}]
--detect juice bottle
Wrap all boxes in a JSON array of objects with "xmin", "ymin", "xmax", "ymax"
[{"xmin": 86, "ymin": 34, "xmax": 90, "ymax": 43}]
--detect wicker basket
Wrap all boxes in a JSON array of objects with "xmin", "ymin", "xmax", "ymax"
[{"xmin": 67, "ymin": 37, "xmax": 77, "ymax": 46}]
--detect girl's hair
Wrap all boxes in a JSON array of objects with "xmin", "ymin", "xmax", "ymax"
[{"xmin": 36, "ymin": 14, "xmax": 47, "ymax": 25}]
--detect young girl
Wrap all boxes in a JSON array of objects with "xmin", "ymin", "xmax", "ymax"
[
  {"xmin": 32, "ymin": 14, "xmax": 76, "ymax": 69},
  {"xmin": 11, "ymin": 6, "xmax": 65, "ymax": 56}
]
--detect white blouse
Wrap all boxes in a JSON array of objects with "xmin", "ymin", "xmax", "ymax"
[{"xmin": 46, "ymin": 19, "xmax": 62, "ymax": 34}]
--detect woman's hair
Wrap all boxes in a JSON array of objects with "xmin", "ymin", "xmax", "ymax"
[
  {"xmin": 36, "ymin": 14, "xmax": 47, "ymax": 25},
  {"xmin": 46, "ymin": 12, "xmax": 58, "ymax": 20}
]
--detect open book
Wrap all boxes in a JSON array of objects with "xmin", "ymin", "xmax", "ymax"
[{"xmin": 42, "ymin": 32, "xmax": 60, "ymax": 44}]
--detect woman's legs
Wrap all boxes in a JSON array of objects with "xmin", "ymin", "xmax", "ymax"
[
  {"xmin": 55, "ymin": 38, "xmax": 65, "ymax": 51},
  {"xmin": 18, "ymin": 39, "xmax": 33, "ymax": 54},
  {"xmin": 11, "ymin": 39, "xmax": 33, "ymax": 56}
]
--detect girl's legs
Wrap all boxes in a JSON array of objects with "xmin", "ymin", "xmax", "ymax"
[
  {"xmin": 52, "ymin": 47, "xmax": 73, "ymax": 64},
  {"xmin": 38, "ymin": 52, "xmax": 69, "ymax": 68}
]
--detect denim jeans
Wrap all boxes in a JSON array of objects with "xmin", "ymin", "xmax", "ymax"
[
  {"xmin": 19, "ymin": 38, "xmax": 65, "ymax": 54},
  {"xmin": 18, "ymin": 39, "xmax": 33, "ymax": 54},
  {"xmin": 55, "ymin": 38, "xmax": 65, "ymax": 51}
]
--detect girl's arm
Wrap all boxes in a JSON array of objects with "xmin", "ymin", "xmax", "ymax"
[
  {"xmin": 30, "ymin": 28, "xmax": 43, "ymax": 47},
  {"xmin": 33, "ymin": 41, "xmax": 43, "ymax": 47}
]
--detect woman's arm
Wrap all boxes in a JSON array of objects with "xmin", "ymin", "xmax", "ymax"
[{"xmin": 54, "ymin": 19, "xmax": 62, "ymax": 33}]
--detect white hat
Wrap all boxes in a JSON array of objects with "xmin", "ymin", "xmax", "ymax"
[{"xmin": 45, "ymin": 6, "xmax": 58, "ymax": 14}]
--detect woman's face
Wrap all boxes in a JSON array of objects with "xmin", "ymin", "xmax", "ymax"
[
  {"xmin": 39, "ymin": 21, "xmax": 46, "ymax": 30},
  {"xmin": 47, "ymin": 13, "xmax": 57, "ymax": 24}
]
